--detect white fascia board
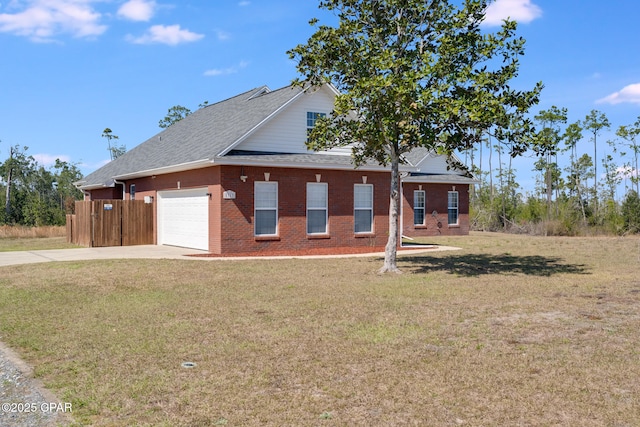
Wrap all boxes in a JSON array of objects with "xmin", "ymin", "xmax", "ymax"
[
  {"xmin": 402, "ymin": 175, "xmax": 479, "ymax": 184},
  {"xmin": 324, "ymin": 82, "xmax": 341, "ymax": 96},
  {"xmin": 402, "ymin": 151, "xmax": 430, "ymax": 167},
  {"xmin": 111, "ymin": 159, "xmax": 212, "ymax": 180},
  {"xmin": 77, "ymin": 182, "xmax": 114, "ymax": 190},
  {"xmin": 213, "ymin": 156, "xmax": 418, "ymax": 173},
  {"xmin": 217, "ymin": 88, "xmax": 309, "ymax": 157}
]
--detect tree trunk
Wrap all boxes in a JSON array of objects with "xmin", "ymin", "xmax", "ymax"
[
  {"xmin": 546, "ymin": 152, "xmax": 552, "ymax": 220},
  {"xmin": 4, "ymin": 147, "xmax": 13, "ymax": 220},
  {"xmin": 379, "ymin": 151, "xmax": 401, "ymax": 274},
  {"xmin": 593, "ymin": 135, "xmax": 598, "ymax": 219},
  {"xmin": 631, "ymin": 150, "xmax": 640, "ymax": 195}
]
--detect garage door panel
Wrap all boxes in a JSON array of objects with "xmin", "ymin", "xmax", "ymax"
[{"xmin": 158, "ymin": 189, "xmax": 209, "ymax": 251}]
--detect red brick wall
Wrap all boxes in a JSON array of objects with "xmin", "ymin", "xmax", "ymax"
[
  {"xmin": 401, "ymin": 182, "xmax": 470, "ymax": 238},
  {"xmin": 88, "ymin": 187, "xmax": 122, "ymax": 200},
  {"xmin": 86, "ymin": 165, "xmax": 470, "ymax": 254},
  {"xmin": 120, "ymin": 167, "xmax": 221, "ymax": 249},
  {"xmin": 218, "ymin": 165, "xmax": 390, "ymax": 255}
]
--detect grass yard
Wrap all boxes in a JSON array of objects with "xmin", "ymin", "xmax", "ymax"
[
  {"xmin": 0, "ymin": 232, "xmax": 639, "ymax": 426},
  {"xmin": 0, "ymin": 226, "xmax": 75, "ymax": 252}
]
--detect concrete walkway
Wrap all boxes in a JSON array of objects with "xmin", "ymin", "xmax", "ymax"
[
  {"xmin": 0, "ymin": 245, "xmax": 205, "ymax": 267},
  {"xmin": 0, "ymin": 244, "xmax": 461, "ymax": 267}
]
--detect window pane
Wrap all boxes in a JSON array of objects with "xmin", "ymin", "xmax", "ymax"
[
  {"xmin": 256, "ymin": 210, "xmax": 277, "ymax": 235},
  {"xmin": 307, "ymin": 112, "xmax": 326, "ymax": 128},
  {"xmin": 307, "ymin": 183, "xmax": 327, "ymax": 208},
  {"xmin": 448, "ymin": 192, "xmax": 458, "ymax": 208},
  {"xmin": 414, "ymin": 190, "xmax": 425, "ymax": 225},
  {"xmin": 307, "ymin": 210, "xmax": 327, "ymax": 234},
  {"xmin": 448, "ymin": 209, "xmax": 457, "ymax": 225},
  {"xmin": 355, "ymin": 209, "xmax": 372, "ymax": 233},
  {"xmin": 255, "ymin": 182, "xmax": 278, "ymax": 235},
  {"xmin": 255, "ymin": 183, "xmax": 277, "ymax": 208},
  {"xmin": 448, "ymin": 191, "xmax": 459, "ymax": 225},
  {"xmin": 354, "ymin": 185, "xmax": 373, "ymax": 209}
]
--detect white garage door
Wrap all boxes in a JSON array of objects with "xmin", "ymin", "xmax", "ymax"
[{"xmin": 157, "ymin": 188, "xmax": 209, "ymax": 251}]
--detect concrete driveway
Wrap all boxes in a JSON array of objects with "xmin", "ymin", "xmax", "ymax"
[
  {"xmin": 0, "ymin": 245, "xmax": 460, "ymax": 267},
  {"xmin": 0, "ymin": 245, "xmax": 207, "ymax": 267}
]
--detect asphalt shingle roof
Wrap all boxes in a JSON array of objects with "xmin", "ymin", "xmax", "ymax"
[
  {"xmin": 77, "ymin": 84, "xmax": 470, "ymax": 189},
  {"xmin": 79, "ymin": 85, "xmax": 304, "ymax": 188}
]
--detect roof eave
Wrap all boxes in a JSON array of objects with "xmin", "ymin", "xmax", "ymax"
[
  {"xmin": 76, "ymin": 183, "xmax": 115, "ymax": 191},
  {"xmin": 402, "ymin": 175, "xmax": 479, "ymax": 184},
  {"xmin": 111, "ymin": 159, "xmax": 212, "ymax": 181},
  {"xmin": 213, "ymin": 155, "xmax": 404, "ymax": 172}
]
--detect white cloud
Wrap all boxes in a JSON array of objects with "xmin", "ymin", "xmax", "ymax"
[
  {"xmin": 596, "ymin": 83, "xmax": 640, "ymax": 105},
  {"xmin": 117, "ymin": 0, "xmax": 155, "ymax": 22},
  {"xmin": 483, "ymin": 0, "xmax": 542, "ymax": 27},
  {"xmin": 79, "ymin": 159, "xmax": 109, "ymax": 172},
  {"xmin": 238, "ymin": 1, "xmax": 250, "ymax": 6},
  {"xmin": 33, "ymin": 153, "xmax": 71, "ymax": 166},
  {"xmin": 616, "ymin": 165, "xmax": 639, "ymax": 180},
  {"xmin": 126, "ymin": 24, "xmax": 204, "ymax": 45},
  {"xmin": 204, "ymin": 60, "xmax": 249, "ymax": 77},
  {"xmin": 0, "ymin": 0, "xmax": 106, "ymax": 41},
  {"xmin": 214, "ymin": 28, "xmax": 230, "ymax": 41}
]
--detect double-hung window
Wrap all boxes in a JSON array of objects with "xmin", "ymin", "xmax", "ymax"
[
  {"xmin": 354, "ymin": 184, "xmax": 373, "ymax": 233},
  {"xmin": 255, "ymin": 182, "xmax": 278, "ymax": 236},
  {"xmin": 306, "ymin": 112, "xmax": 326, "ymax": 141},
  {"xmin": 413, "ymin": 190, "xmax": 425, "ymax": 226},
  {"xmin": 307, "ymin": 183, "xmax": 328, "ymax": 234},
  {"xmin": 129, "ymin": 184, "xmax": 136, "ymax": 201},
  {"xmin": 448, "ymin": 191, "xmax": 459, "ymax": 225}
]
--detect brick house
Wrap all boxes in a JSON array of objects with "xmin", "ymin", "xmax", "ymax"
[{"xmin": 76, "ymin": 84, "xmax": 476, "ymax": 255}]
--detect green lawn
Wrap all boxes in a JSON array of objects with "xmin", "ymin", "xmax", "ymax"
[
  {"xmin": 0, "ymin": 236, "xmax": 79, "ymax": 252},
  {"xmin": 0, "ymin": 232, "xmax": 639, "ymax": 426}
]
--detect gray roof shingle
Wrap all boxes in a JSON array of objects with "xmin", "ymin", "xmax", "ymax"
[
  {"xmin": 79, "ymin": 85, "xmax": 304, "ymax": 188},
  {"xmin": 77, "ymin": 84, "xmax": 472, "ymax": 189}
]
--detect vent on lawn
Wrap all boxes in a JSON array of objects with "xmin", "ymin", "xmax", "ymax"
[{"xmin": 181, "ymin": 362, "xmax": 197, "ymax": 368}]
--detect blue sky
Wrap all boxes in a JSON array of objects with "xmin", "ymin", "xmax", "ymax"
[{"xmin": 1, "ymin": 0, "xmax": 639, "ymax": 195}]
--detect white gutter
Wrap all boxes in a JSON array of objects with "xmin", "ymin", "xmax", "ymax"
[
  {"xmin": 111, "ymin": 159, "xmax": 212, "ymax": 180},
  {"xmin": 211, "ymin": 156, "xmax": 417, "ymax": 173}
]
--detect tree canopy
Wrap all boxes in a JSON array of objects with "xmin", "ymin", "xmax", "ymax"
[
  {"xmin": 0, "ymin": 145, "xmax": 83, "ymax": 225},
  {"xmin": 102, "ymin": 128, "xmax": 126, "ymax": 161},
  {"xmin": 288, "ymin": 0, "xmax": 542, "ymax": 272},
  {"xmin": 158, "ymin": 105, "xmax": 192, "ymax": 129}
]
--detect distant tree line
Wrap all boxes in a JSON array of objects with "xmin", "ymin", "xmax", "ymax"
[
  {"xmin": 0, "ymin": 144, "xmax": 84, "ymax": 226},
  {"xmin": 467, "ymin": 109, "xmax": 640, "ymax": 235},
  {"xmin": 0, "ymin": 101, "xmax": 210, "ymax": 228}
]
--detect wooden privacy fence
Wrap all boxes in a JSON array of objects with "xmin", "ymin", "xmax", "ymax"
[{"xmin": 67, "ymin": 200, "xmax": 154, "ymax": 247}]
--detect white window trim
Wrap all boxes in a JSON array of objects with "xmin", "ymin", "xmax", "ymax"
[
  {"xmin": 307, "ymin": 182, "xmax": 328, "ymax": 235},
  {"xmin": 254, "ymin": 181, "xmax": 278, "ymax": 236},
  {"xmin": 414, "ymin": 190, "xmax": 425, "ymax": 226},
  {"xmin": 354, "ymin": 184, "xmax": 374, "ymax": 234},
  {"xmin": 306, "ymin": 111, "xmax": 326, "ymax": 142},
  {"xmin": 448, "ymin": 191, "xmax": 459, "ymax": 226},
  {"xmin": 306, "ymin": 111, "xmax": 326, "ymax": 129}
]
